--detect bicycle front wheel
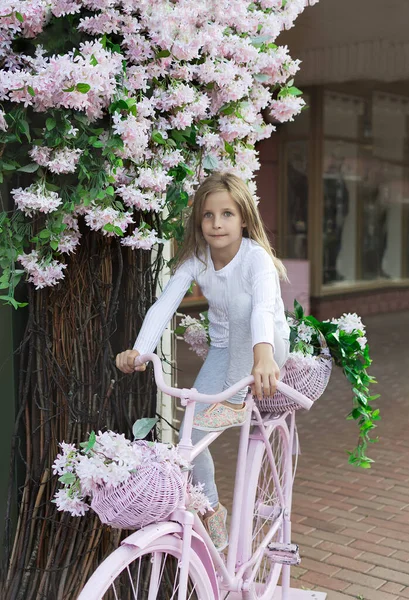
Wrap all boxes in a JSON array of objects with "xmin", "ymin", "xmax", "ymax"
[
  {"xmin": 240, "ymin": 420, "xmax": 292, "ymax": 600},
  {"xmin": 77, "ymin": 534, "xmax": 215, "ymax": 600}
]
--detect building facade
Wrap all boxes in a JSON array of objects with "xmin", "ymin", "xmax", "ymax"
[{"xmin": 256, "ymin": 0, "xmax": 409, "ymax": 319}]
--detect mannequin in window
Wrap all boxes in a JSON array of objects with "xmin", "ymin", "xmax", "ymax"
[
  {"xmin": 361, "ymin": 176, "xmax": 389, "ymax": 280},
  {"xmin": 323, "ymin": 157, "xmax": 349, "ymax": 284}
]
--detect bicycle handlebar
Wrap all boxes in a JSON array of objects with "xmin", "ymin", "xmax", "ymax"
[{"xmin": 136, "ymin": 353, "xmax": 313, "ymax": 411}]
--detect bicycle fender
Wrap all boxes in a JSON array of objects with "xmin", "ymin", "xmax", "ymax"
[
  {"xmin": 121, "ymin": 523, "xmax": 220, "ymax": 600},
  {"xmin": 190, "ymin": 532, "xmax": 220, "ymax": 600},
  {"xmin": 121, "ymin": 521, "xmax": 183, "ymax": 548}
]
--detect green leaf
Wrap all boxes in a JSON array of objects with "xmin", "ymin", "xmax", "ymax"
[
  {"xmin": 106, "ymin": 186, "xmax": 114, "ymax": 196},
  {"xmin": 250, "ymin": 35, "xmax": 272, "ymax": 47},
  {"xmin": 39, "ymin": 229, "xmax": 51, "ymax": 239},
  {"xmin": 44, "ymin": 182, "xmax": 60, "ymax": 192},
  {"xmin": 17, "ymin": 163, "xmax": 39, "ymax": 173},
  {"xmin": 155, "ymin": 49, "xmax": 171, "ymax": 59},
  {"xmin": 76, "ymin": 83, "xmax": 91, "ymax": 94},
  {"xmin": 46, "ymin": 118, "xmax": 56, "ymax": 131},
  {"xmin": 287, "ymin": 86, "xmax": 303, "ymax": 97},
  {"xmin": 1, "ymin": 162, "xmax": 16, "ymax": 171},
  {"xmin": 90, "ymin": 54, "xmax": 98, "ymax": 66},
  {"xmin": 27, "ymin": 86, "xmax": 36, "ymax": 97},
  {"xmin": 152, "ymin": 130, "xmax": 166, "ymax": 145},
  {"xmin": 113, "ymin": 225, "xmax": 124, "ymax": 236},
  {"xmin": 293, "ymin": 299, "xmax": 304, "ymax": 320},
  {"xmin": 0, "ymin": 295, "xmax": 27, "ymax": 309},
  {"xmin": 203, "ymin": 154, "xmax": 218, "ymax": 171},
  {"xmin": 132, "ymin": 417, "xmax": 158, "ymax": 440},
  {"xmin": 254, "ymin": 73, "xmax": 270, "ymax": 83},
  {"xmin": 224, "ymin": 141, "xmax": 234, "ymax": 156},
  {"xmin": 84, "ymin": 431, "xmax": 96, "ymax": 453},
  {"xmin": 220, "ymin": 103, "xmax": 236, "ymax": 116},
  {"xmin": 15, "ymin": 11, "xmax": 24, "ymax": 22},
  {"xmin": 63, "ymin": 85, "xmax": 75, "ymax": 93},
  {"xmin": 18, "ymin": 119, "xmax": 30, "ymax": 141},
  {"xmin": 59, "ymin": 472, "xmax": 77, "ymax": 485},
  {"xmin": 50, "ymin": 240, "xmax": 59, "ymax": 251}
]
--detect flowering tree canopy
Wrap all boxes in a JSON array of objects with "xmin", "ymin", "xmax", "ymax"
[{"xmin": 0, "ymin": 0, "xmax": 317, "ymax": 304}]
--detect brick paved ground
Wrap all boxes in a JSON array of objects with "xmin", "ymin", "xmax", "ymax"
[{"xmin": 176, "ymin": 310, "xmax": 409, "ymax": 600}]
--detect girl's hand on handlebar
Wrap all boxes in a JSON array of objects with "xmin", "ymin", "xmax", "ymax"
[
  {"xmin": 115, "ymin": 349, "xmax": 146, "ymax": 373},
  {"xmin": 251, "ymin": 343, "xmax": 280, "ymax": 401}
]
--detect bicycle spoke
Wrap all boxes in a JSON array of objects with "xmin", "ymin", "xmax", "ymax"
[
  {"xmin": 170, "ymin": 563, "xmax": 181, "ymax": 600},
  {"xmin": 110, "ymin": 582, "xmax": 119, "ymax": 600},
  {"xmin": 187, "ymin": 581, "xmax": 198, "ymax": 600},
  {"xmin": 126, "ymin": 565, "xmax": 137, "ymax": 598}
]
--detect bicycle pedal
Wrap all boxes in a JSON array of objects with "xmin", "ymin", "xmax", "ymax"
[{"xmin": 266, "ymin": 542, "xmax": 301, "ymax": 565}]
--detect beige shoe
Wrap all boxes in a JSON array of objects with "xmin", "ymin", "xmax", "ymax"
[
  {"xmin": 193, "ymin": 403, "xmax": 247, "ymax": 432},
  {"xmin": 204, "ymin": 503, "xmax": 228, "ymax": 551}
]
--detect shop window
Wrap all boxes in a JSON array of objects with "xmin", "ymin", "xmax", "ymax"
[
  {"xmin": 282, "ymin": 88, "xmax": 409, "ymax": 292},
  {"xmin": 322, "ymin": 90, "xmax": 409, "ymax": 286}
]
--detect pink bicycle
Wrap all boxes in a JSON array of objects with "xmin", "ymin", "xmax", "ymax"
[{"xmin": 77, "ymin": 353, "xmax": 316, "ymax": 600}]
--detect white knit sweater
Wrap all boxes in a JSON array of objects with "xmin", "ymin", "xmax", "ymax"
[{"xmin": 133, "ymin": 237, "xmax": 290, "ymax": 355}]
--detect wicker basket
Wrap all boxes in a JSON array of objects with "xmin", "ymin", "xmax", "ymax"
[
  {"xmin": 91, "ymin": 461, "xmax": 185, "ymax": 529},
  {"xmin": 256, "ymin": 335, "xmax": 332, "ymax": 414}
]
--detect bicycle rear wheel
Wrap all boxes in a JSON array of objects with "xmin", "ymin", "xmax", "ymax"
[
  {"xmin": 240, "ymin": 419, "xmax": 292, "ymax": 600},
  {"xmin": 77, "ymin": 534, "xmax": 215, "ymax": 600}
]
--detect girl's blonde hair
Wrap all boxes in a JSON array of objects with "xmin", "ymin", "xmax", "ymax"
[{"xmin": 173, "ymin": 172, "xmax": 288, "ymax": 280}]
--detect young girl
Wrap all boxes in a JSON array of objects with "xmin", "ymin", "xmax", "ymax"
[{"xmin": 116, "ymin": 172, "xmax": 290, "ymax": 550}]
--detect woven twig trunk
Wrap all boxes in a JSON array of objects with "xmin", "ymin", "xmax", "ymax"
[{"xmin": 1, "ymin": 230, "xmax": 162, "ymax": 600}]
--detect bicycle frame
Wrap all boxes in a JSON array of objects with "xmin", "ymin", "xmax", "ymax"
[
  {"xmin": 175, "ymin": 394, "xmax": 295, "ymax": 596},
  {"xmin": 135, "ymin": 353, "xmax": 312, "ymax": 600}
]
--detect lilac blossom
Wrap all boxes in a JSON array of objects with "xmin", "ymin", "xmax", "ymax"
[
  {"xmin": 18, "ymin": 251, "xmax": 67, "ymax": 289},
  {"xmin": 269, "ymin": 96, "xmax": 306, "ymax": 123},
  {"xmin": 11, "ymin": 184, "xmax": 62, "ymax": 216},
  {"xmin": 84, "ymin": 205, "xmax": 134, "ymax": 236},
  {"xmin": 121, "ymin": 228, "xmax": 162, "ymax": 250}
]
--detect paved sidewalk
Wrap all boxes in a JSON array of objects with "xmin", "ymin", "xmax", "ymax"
[{"xmin": 176, "ymin": 311, "xmax": 409, "ymax": 600}]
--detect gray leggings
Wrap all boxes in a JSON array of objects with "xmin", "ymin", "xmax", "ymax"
[{"xmin": 179, "ymin": 293, "xmax": 289, "ymax": 507}]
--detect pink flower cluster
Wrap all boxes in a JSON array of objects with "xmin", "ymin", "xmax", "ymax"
[
  {"xmin": 121, "ymin": 228, "xmax": 162, "ymax": 250},
  {"xmin": 1, "ymin": 40, "xmax": 123, "ymax": 120},
  {"xmin": 269, "ymin": 96, "xmax": 306, "ymax": 123},
  {"xmin": 84, "ymin": 205, "xmax": 134, "ymax": 236},
  {"xmin": 18, "ymin": 250, "xmax": 67, "ymax": 289},
  {"xmin": 179, "ymin": 315, "xmax": 209, "ymax": 360},
  {"xmin": 30, "ymin": 146, "xmax": 83, "ymax": 173},
  {"xmin": 11, "ymin": 184, "xmax": 62, "ymax": 216}
]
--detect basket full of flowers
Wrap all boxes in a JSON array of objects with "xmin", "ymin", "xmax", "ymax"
[
  {"xmin": 256, "ymin": 328, "xmax": 332, "ymax": 414},
  {"xmin": 52, "ymin": 426, "xmax": 211, "ymax": 529},
  {"xmin": 176, "ymin": 302, "xmax": 379, "ymax": 468}
]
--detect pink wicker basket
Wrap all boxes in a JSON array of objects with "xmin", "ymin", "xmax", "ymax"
[
  {"xmin": 91, "ymin": 461, "xmax": 185, "ymax": 529},
  {"xmin": 256, "ymin": 335, "xmax": 332, "ymax": 414}
]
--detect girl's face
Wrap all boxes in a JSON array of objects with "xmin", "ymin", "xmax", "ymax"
[{"xmin": 201, "ymin": 190, "xmax": 246, "ymax": 253}]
